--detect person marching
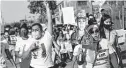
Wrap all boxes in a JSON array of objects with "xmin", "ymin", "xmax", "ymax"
[{"xmin": 82, "ymin": 24, "xmax": 119, "ymax": 68}]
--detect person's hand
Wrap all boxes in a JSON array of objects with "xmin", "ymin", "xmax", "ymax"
[{"xmin": 30, "ymin": 42, "xmax": 39, "ymax": 51}]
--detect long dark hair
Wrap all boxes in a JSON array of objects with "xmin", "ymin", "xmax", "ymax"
[{"xmin": 99, "ymin": 14, "xmax": 112, "ymax": 38}]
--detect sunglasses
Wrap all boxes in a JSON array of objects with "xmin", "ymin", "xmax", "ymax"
[{"xmin": 89, "ymin": 29, "xmax": 99, "ymax": 34}]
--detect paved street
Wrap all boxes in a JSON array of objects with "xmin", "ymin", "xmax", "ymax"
[
  {"xmin": 5, "ymin": 42, "xmax": 126, "ymax": 68},
  {"xmin": 6, "ymin": 58, "xmax": 78, "ymax": 68},
  {"xmin": 5, "ymin": 41, "xmax": 126, "ymax": 68},
  {"xmin": 5, "ymin": 56, "xmax": 126, "ymax": 68}
]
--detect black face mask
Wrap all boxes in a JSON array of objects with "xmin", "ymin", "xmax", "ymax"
[{"xmin": 104, "ymin": 24, "xmax": 112, "ymax": 30}]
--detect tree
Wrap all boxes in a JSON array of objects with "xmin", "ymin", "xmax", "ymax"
[{"xmin": 28, "ymin": 1, "xmax": 57, "ymax": 23}]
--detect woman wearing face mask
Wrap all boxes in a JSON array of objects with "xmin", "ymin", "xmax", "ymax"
[
  {"xmin": 15, "ymin": 23, "xmax": 32, "ymax": 68},
  {"xmin": 99, "ymin": 14, "xmax": 120, "ymax": 68},
  {"xmin": 99, "ymin": 14, "xmax": 114, "ymax": 39},
  {"xmin": 99, "ymin": 14, "xmax": 116, "ymax": 49}
]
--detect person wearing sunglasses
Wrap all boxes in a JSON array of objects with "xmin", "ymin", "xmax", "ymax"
[{"xmin": 81, "ymin": 24, "xmax": 119, "ymax": 68}]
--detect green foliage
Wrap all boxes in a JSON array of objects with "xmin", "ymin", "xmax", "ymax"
[
  {"xmin": 28, "ymin": 1, "xmax": 57, "ymax": 23},
  {"xmin": 28, "ymin": 1, "xmax": 57, "ymax": 14},
  {"xmin": 28, "ymin": 1, "xmax": 46, "ymax": 14}
]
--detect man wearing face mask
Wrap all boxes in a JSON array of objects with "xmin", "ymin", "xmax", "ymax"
[{"xmin": 22, "ymin": 2, "xmax": 59, "ymax": 68}]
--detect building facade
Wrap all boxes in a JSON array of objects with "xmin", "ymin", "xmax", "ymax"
[{"xmin": 53, "ymin": 0, "xmax": 92, "ymax": 24}]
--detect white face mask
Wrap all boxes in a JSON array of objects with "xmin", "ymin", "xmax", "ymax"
[
  {"xmin": 32, "ymin": 31, "xmax": 40, "ymax": 39},
  {"xmin": 32, "ymin": 25, "xmax": 42, "ymax": 40}
]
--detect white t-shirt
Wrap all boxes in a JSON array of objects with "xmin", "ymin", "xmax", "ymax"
[
  {"xmin": 93, "ymin": 39, "xmax": 115, "ymax": 68},
  {"xmin": 59, "ymin": 41, "xmax": 67, "ymax": 53},
  {"xmin": 15, "ymin": 37, "xmax": 34, "ymax": 56},
  {"xmin": 64, "ymin": 40, "xmax": 73, "ymax": 52},
  {"xmin": 15, "ymin": 37, "xmax": 33, "ymax": 68},
  {"xmin": 30, "ymin": 31, "xmax": 54, "ymax": 68}
]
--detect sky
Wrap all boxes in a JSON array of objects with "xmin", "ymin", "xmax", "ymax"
[
  {"xmin": 0, "ymin": 0, "xmax": 106, "ymax": 24},
  {"xmin": 1, "ymin": 0, "xmax": 31, "ymax": 23}
]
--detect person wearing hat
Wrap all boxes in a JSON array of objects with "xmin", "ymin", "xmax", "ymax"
[
  {"xmin": 72, "ymin": 10, "xmax": 88, "ymax": 68},
  {"xmin": 71, "ymin": 10, "xmax": 88, "ymax": 49}
]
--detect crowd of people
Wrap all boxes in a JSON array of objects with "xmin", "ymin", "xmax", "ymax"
[{"xmin": 0, "ymin": 3, "xmax": 123, "ymax": 68}]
